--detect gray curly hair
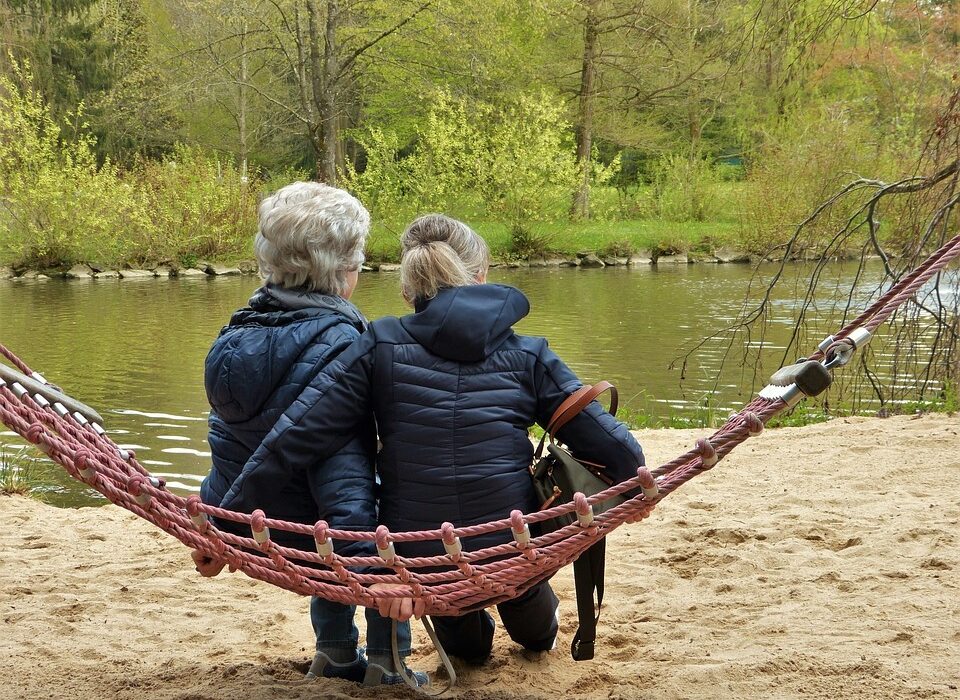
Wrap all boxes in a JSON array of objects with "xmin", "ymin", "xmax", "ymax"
[{"xmin": 254, "ymin": 181, "xmax": 369, "ymax": 295}]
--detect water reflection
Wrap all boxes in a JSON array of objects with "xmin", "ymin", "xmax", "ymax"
[{"xmin": 0, "ymin": 262, "xmax": 949, "ymax": 506}]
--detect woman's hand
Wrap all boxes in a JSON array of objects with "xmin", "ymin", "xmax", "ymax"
[
  {"xmin": 625, "ymin": 501, "xmax": 656, "ymax": 524},
  {"xmin": 191, "ymin": 549, "xmax": 228, "ymax": 577},
  {"xmin": 370, "ymin": 582, "xmax": 416, "ymax": 622}
]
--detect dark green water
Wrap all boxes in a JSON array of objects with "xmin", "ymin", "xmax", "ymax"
[{"xmin": 0, "ymin": 264, "xmax": 947, "ymax": 506}]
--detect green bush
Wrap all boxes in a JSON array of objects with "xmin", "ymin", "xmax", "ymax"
[
  {"xmin": 647, "ymin": 152, "xmax": 726, "ymax": 223},
  {"xmin": 0, "ymin": 66, "xmax": 149, "ymax": 268},
  {"xmin": 0, "ymin": 445, "xmax": 45, "ymax": 497},
  {"xmin": 0, "ymin": 65, "xmax": 259, "ymax": 269},
  {"xmin": 342, "ymin": 90, "xmax": 583, "ymax": 255},
  {"xmin": 137, "ymin": 146, "xmax": 258, "ymax": 266},
  {"xmin": 739, "ymin": 106, "xmax": 904, "ymax": 256}
]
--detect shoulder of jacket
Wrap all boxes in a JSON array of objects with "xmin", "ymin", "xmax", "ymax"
[
  {"xmin": 502, "ymin": 333, "xmax": 549, "ymax": 355},
  {"xmin": 368, "ymin": 316, "xmax": 407, "ymax": 340}
]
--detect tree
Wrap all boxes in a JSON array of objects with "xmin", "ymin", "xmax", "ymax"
[
  {"xmin": 0, "ymin": 0, "xmax": 114, "ymax": 120},
  {"xmin": 560, "ymin": 0, "xmax": 742, "ymax": 219},
  {"xmin": 89, "ymin": 0, "xmax": 180, "ymax": 161}
]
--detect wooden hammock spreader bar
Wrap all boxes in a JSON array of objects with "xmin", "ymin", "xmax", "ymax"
[
  {"xmin": 0, "ymin": 362, "xmax": 104, "ymax": 426},
  {"xmin": 0, "ymin": 230, "xmax": 957, "ymax": 619}
]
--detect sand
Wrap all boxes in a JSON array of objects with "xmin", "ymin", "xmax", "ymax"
[{"xmin": 2, "ymin": 414, "xmax": 958, "ymax": 700}]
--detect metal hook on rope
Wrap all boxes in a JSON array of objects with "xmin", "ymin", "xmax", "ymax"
[
  {"xmin": 823, "ymin": 328, "xmax": 873, "ymax": 369},
  {"xmin": 758, "ymin": 326, "xmax": 873, "ymax": 408}
]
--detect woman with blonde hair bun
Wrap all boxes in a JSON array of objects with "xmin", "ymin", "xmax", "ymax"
[{"xmin": 229, "ymin": 213, "xmax": 653, "ymax": 663}]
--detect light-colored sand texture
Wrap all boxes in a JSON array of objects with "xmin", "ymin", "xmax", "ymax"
[{"xmin": 2, "ymin": 414, "xmax": 958, "ymax": 699}]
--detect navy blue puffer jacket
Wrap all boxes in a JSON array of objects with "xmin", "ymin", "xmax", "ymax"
[
  {"xmin": 201, "ymin": 288, "xmax": 377, "ymax": 555},
  {"xmin": 223, "ymin": 284, "xmax": 643, "ymax": 558}
]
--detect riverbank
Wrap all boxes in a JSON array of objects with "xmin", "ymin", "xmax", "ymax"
[
  {"xmin": 0, "ymin": 246, "xmax": 767, "ymax": 281},
  {"xmin": 2, "ymin": 414, "xmax": 957, "ymax": 700}
]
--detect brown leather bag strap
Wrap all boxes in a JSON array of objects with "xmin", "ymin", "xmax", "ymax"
[
  {"xmin": 534, "ymin": 381, "xmax": 618, "ymax": 459},
  {"xmin": 548, "ymin": 381, "xmax": 618, "ymax": 435}
]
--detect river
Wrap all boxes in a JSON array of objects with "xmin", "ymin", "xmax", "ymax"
[{"xmin": 0, "ymin": 262, "xmax": 951, "ymax": 505}]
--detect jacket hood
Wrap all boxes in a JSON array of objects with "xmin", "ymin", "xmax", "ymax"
[
  {"xmin": 400, "ymin": 284, "xmax": 529, "ymax": 362},
  {"xmin": 205, "ymin": 290, "xmax": 365, "ymax": 423}
]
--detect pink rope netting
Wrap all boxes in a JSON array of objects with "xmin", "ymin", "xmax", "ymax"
[{"xmin": 1, "ymin": 232, "xmax": 958, "ymax": 616}]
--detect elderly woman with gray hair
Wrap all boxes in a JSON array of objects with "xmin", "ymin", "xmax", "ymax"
[{"xmin": 193, "ymin": 181, "xmax": 426, "ymax": 687}]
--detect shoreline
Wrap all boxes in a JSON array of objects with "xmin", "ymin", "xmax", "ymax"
[
  {"xmin": 3, "ymin": 414, "xmax": 958, "ymax": 699},
  {"xmin": 0, "ymin": 248, "xmax": 889, "ymax": 282}
]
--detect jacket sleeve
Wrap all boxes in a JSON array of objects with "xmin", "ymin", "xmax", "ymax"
[
  {"xmin": 306, "ymin": 423, "xmax": 378, "ymax": 560},
  {"xmin": 532, "ymin": 339, "xmax": 644, "ymax": 485},
  {"xmin": 220, "ymin": 330, "xmax": 378, "ymax": 513}
]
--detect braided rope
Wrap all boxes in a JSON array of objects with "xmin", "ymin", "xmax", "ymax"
[{"xmin": 1, "ymin": 232, "xmax": 957, "ymax": 614}]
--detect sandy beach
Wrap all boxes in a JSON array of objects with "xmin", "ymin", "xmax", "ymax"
[{"xmin": 2, "ymin": 413, "xmax": 958, "ymax": 699}]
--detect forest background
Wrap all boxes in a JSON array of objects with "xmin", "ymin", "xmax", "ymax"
[{"xmin": 0, "ymin": 0, "xmax": 957, "ymax": 270}]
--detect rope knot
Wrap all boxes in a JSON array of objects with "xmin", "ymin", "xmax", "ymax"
[
  {"xmin": 743, "ymin": 411, "xmax": 764, "ymax": 436},
  {"xmin": 72, "ymin": 448, "xmax": 96, "ymax": 480},
  {"xmin": 573, "ymin": 492, "xmax": 594, "ymax": 530},
  {"xmin": 375, "ymin": 525, "xmax": 396, "ymax": 564},
  {"xmin": 637, "ymin": 466, "xmax": 659, "ymax": 499},
  {"xmin": 313, "ymin": 520, "xmax": 333, "ymax": 559},
  {"xmin": 126, "ymin": 476, "xmax": 151, "ymax": 507},
  {"xmin": 695, "ymin": 438, "xmax": 718, "ymax": 468},
  {"xmin": 185, "ymin": 495, "xmax": 202, "ymax": 517},
  {"xmin": 441, "ymin": 522, "xmax": 462, "ymax": 560},
  {"xmin": 24, "ymin": 422, "xmax": 44, "ymax": 445},
  {"xmin": 250, "ymin": 510, "xmax": 270, "ymax": 548},
  {"xmin": 510, "ymin": 510, "xmax": 532, "ymax": 548},
  {"xmin": 185, "ymin": 496, "xmax": 208, "ymax": 532}
]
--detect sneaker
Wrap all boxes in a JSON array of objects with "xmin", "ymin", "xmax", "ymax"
[
  {"xmin": 305, "ymin": 648, "xmax": 368, "ymax": 683},
  {"xmin": 362, "ymin": 662, "xmax": 429, "ymax": 688}
]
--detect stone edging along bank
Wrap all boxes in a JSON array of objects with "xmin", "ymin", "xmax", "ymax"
[{"xmin": 0, "ymin": 248, "xmax": 760, "ymax": 282}]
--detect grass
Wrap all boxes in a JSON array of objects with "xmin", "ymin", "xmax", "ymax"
[
  {"xmin": 367, "ymin": 217, "xmax": 741, "ymax": 263},
  {"xmin": 364, "ymin": 183, "xmax": 746, "ymax": 262},
  {"xmin": 0, "ymin": 444, "xmax": 46, "ymax": 497}
]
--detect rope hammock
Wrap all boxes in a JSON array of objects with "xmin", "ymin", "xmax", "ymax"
[{"xmin": 1, "ymin": 232, "xmax": 958, "ymax": 620}]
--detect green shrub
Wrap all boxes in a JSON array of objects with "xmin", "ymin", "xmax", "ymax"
[
  {"xmin": 137, "ymin": 145, "xmax": 258, "ymax": 265},
  {"xmin": 342, "ymin": 90, "xmax": 582, "ymax": 255},
  {"xmin": 0, "ymin": 64, "xmax": 259, "ymax": 269},
  {"xmin": 597, "ymin": 238, "xmax": 635, "ymax": 258},
  {"xmin": 0, "ymin": 65, "xmax": 151, "ymax": 268},
  {"xmin": 648, "ymin": 152, "xmax": 725, "ymax": 223},
  {"xmin": 739, "ymin": 106, "xmax": 904, "ymax": 257},
  {"xmin": 0, "ymin": 445, "xmax": 44, "ymax": 497}
]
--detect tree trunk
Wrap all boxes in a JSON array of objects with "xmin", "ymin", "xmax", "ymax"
[
  {"xmin": 571, "ymin": 0, "xmax": 600, "ymax": 220},
  {"xmin": 305, "ymin": 0, "xmax": 339, "ymax": 183},
  {"xmin": 238, "ymin": 20, "xmax": 249, "ymax": 181},
  {"xmin": 320, "ymin": 0, "xmax": 340, "ymax": 184}
]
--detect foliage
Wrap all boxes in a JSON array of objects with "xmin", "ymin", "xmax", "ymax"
[
  {"xmin": 739, "ymin": 106, "xmax": 903, "ymax": 256},
  {"xmin": 481, "ymin": 92, "xmax": 579, "ymax": 246},
  {"xmin": 0, "ymin": 64, "xmax": 143, "ymax": 268},
  {"xmin": 597, "ymin": 238, "xmax": 635, "ymax": 259},
  {"xmin": 135, "ymin": 145, "xmax": 258, "ymax": 266},
  {"xmin": 1, "ymin": 0, "xmax": 958, "ymax": 265},
  {"xmin": 0, "ymin": 64, "xmax": 257, "ymax": 269},
  {"xmin": 343, "ymin": 90, "xmax": 581, "ymax": 255},
  {"xmin": 647, "ymin": 153, "xmax": 727, "ymax": 223}
]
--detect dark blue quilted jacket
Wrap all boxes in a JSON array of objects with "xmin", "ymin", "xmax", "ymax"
[
  {"xmin": 223, "ymin": 284, "xmax": 643, "ymax": 558},
  {"xmin": 200, "ymin": 290, "xmax": 377, "ymax": 556}
]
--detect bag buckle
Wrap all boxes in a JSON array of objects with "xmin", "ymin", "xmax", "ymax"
[{"xmin": 540, "ymin": 485, "xmax": 562, "ymax": 509}]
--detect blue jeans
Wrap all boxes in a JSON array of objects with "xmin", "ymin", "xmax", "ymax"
[{"xmin": 310, "ymin": 596, "xmax": 411, "ymax": 658}]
